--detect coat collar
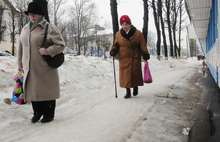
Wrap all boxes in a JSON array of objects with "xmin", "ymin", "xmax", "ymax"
[
  {"xmin": 29, "ymin": 19, "xmax": 47, "ymax": 32},
  {"xmin": 29, "ymin": 17, "xmax": 44, "ymax": 28},
  {"xmin": 120, "ymin": 25, "xmax": 136, "ymax": 41}
]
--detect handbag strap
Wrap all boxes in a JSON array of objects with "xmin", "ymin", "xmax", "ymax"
[{"xmin": 41, "ymin": 23, "xmax": 49, "ymax": 48}]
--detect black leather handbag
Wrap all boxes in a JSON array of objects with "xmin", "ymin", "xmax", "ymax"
[{"xmin": 41, "ymin": 24, "xmax": 64, "ymax": 68}]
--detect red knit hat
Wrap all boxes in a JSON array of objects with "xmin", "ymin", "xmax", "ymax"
[{"xmin": 120, "ymin": 15, "xmax": 131, "ymax": 25}]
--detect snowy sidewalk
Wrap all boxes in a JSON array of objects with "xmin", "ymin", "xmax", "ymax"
[{"xmin": 0, "ymin": 56, "xmax": 206, "ymax": 142}]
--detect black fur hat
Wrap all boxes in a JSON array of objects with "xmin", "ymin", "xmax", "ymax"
[{"xmin": 24, "ymin": 2, "xmax": 44, "ymax": 16}]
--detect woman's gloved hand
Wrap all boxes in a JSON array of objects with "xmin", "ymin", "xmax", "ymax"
[
  {"xmin": 143, "ymin": 53, "xmax": 150, "ymax": 60},
  {"xmin": 110, "ymin": 50, "xmax": 117, "ymax": 56}
]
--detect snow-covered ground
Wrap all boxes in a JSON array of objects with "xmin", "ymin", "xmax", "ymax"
[{"xmin": 0, "ymin": 55, "xmax": 204, "ymax": 142}]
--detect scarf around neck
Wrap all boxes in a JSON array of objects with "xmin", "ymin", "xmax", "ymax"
[
  {"xmin": 120, "ymin": 25, "xmax": 136, "ymax": 40},
  {"xmin": 29, "ymin": 17, "xmax": 44, "ymax": 29}
]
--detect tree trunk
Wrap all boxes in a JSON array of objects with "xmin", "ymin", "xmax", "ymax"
[
  {"xmin": 165, "ymin": 0, "xmax": 173, "ymax": 57},
  {"xmin": 12, "ymin": 9, "xmax": 15, "ymax": 56},
  {"xmin": 172, "ymin": 0, "xmax": 177, "ymax": 58},
  {"xmin": 152, "ymin": 0, "xmax": 161, "ymax": 60},
  {"xmin": 0, "ymin": 4, "xmax": 6, "ymax": 44},
  {"xmin": 142, "ymin": 0, "xmax": 149, "ymax": 43},
  {"xmin": 159, "ymin": 0, "xmax": 168, "ymax": 59},
  {"xmin": 77, "ymin": 14, "xmax": 81, "ymax": 55},
  {"xmin": 178, "ymin": 0, "xmax": 183, "ymax": 57},
  {"xmin": 173, "ymin": 26, "xmax": 177, "ymax": 57},
  {"xmin": 110, "ymin": 0, "xmax": 119, "ymax": 43}
]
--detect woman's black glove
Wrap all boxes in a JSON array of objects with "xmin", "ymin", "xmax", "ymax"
[{"xmin": 143, "ymin": 53, "xmax": 150, "ymax": 60}]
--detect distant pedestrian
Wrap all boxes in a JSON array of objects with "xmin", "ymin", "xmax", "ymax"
[
  {"xmin": 110, "ymin": 15, "xmax": 150, "ymax": 99},
  {"xmin": 17, "ymin": 2, "xmax": 65, "ymax": 123}
]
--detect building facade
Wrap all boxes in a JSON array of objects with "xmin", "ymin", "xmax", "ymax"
[
  {"xmin": 70, "ymin": 26, "xmax": 113, "ymax": 57},
  {"xmin": 0, "ymin": 0, "xmax": 20, "ymax": 54},
  {"xmin": 185, "ymin": 0, "xmax": 220, "ymax": 86}
]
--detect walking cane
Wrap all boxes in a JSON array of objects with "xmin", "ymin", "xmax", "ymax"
[{"xmin": 113, "ymin": 56, "xmax": 118, "ymax": 98}]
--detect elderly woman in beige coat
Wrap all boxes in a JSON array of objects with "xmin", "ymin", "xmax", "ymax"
[
  {"xmin": 110, "ymin": 15, "xmax": 150, "ymax": 99},
  {"xmin": 18, "ymin": 2, "xmax": 65, "ymax": 123}
]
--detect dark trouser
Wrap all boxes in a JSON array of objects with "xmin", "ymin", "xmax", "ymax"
[{"xmin": 31, "ymin": 100, "xmax": 56, "ymax": 118}]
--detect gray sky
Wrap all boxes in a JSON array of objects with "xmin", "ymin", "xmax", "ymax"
[
  {"xmin": 65, "ymin": 0, "xmax": 156, "ymax": 32},
  {"xmin": 94, "ymin": 0, "xmax": 156, "ymax": 31}
]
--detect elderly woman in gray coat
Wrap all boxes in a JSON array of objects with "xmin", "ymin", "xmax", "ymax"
[{"xmin": 18, "ymin": 2, "xmax": 65, "ymax": 123}]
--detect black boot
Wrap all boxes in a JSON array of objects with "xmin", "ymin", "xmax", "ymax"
[
  {"xmin": 133, "ymin": 86, "xmax": 138, "ymax": 96},
  {"xmin": 124, "ymin": 88, "xmax": 131, "ymax": 99},
  {"xmin": 31, "ymin": 102, "xmax": 43, "ymax": 123},
  {"xmin": 41, "ymin": 117, "xmax": 54, "ymax": 123},
  {"xmin": 31, "ymin": 113, "xmax": 42, "ymax": 123},
  {"xmin": 41, "ymin": 100, "xmax": 55, "ymax": 123}
]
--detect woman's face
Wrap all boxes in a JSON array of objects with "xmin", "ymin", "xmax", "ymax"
[
  {"xmin": 121, "ymin": 22, "xmax": 131, "ymax": 33},
  {"xmin": 28, "ymin": 13, "xmax": 42, "ymax": 24}
]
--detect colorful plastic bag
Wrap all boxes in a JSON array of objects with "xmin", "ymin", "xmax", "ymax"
[
  {"xmin": 11, "ymin": 72, "xmax": 28, "ymax": 105},
  {"xmin": 143, "ymin": 60, "xmax": 153, "ymax": 83}
]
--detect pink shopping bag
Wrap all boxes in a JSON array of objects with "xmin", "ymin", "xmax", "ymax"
[{"xmin": 143, "ymin": 60, "xmax": 153, "ymax": 83}]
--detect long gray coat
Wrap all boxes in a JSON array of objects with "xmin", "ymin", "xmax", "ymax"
[{"xmin": 17, "ymin": 19, "xmax": 65, "ymax": 102}]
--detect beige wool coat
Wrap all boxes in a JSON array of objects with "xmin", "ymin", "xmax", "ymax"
[
  {"xmin": 17, "ymin": 19, "xmax": 65, "ymax": 102},
  {"xmin": 111, "ymin": 29, "xmax": 149, "ymax": 88}
]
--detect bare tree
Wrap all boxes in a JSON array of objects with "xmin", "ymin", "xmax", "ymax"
[
  {"xmin": 13, "ymin": 0, "xmax": 31, "ymax": 33},
  {"xmin": 47, "ymin": 0, "xmax": 66, "ymax": 26},
  {"xmin": 177, "ymin": 0, "xmax": 188, "ymax": 58},
  {"xmin": 177, "ymin": 0, "xmax": 183, "ymax": 57},
  {"xmin": 3, "ymin": 0, "xmax": 21, "ymax": 55},
  {"xmin": 142, "ymin": 0, "xmax": 149, "ymax": 43},
  {"xmin": 147, "ymin": 30, "xmax": 156, "ymax": 54},
  {"xmin": 70, "ymin": 0, "xmax": 97, "ymax": 55},
  {"xmin": 170, "ymin": 0, "xmax": 178, "ymax": 57},
  {"xmin": 158, "ymin": 0, "xmax": 168, "ymax": 59},
  {"xmin": 0, "ymin": 3, "xmax": 7, "ymax": 43},
  {"xmin": 151, "ymin": 0, "xmax": 161, "ymax": 60},
  {"xmin": 59, "ymin": 21, "xmax": 69, "ymax": 45},
  {"xmin": 110, "ymin": 0, "xmax": 119, "ymax": 43},
  {"xmin": 164, "ymin": 0, "xmax": 174, "ymax": 57},
  {"xmin": 7, "ymin": 8, "xmax": 20, "ymax": 56},
  {"xmin": 67, "ymin": 20, "xmax": 76, "ymax": 50}
]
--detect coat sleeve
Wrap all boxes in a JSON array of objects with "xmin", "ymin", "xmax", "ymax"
[
  {"xmin": 46, "ymin": 24, "xmax": 65, "ymax": 57},
  {"xmin": 139, "ymin": 32, "xmax": 149, "ymax": 54},
  {"xmin": 17, "ymin": 33, "xmax": 23, "ymax": 68},
  {"xmin": 110, "ymin": 31, "xmax": 120, "ymax": 52}
]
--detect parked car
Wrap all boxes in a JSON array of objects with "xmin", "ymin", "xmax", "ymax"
[{"xmin": 0, "ymin": 51, "xmax": 12, "ymax": 56}]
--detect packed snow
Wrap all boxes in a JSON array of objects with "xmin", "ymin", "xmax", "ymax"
[{"xmin": 0, "ymin": 54, "xmax": 204, "ymax": 142}]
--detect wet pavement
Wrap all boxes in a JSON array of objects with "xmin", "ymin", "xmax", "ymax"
[{"xmin": 189, "ymin": 68, "xmax": 220, "ymax": 142}]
